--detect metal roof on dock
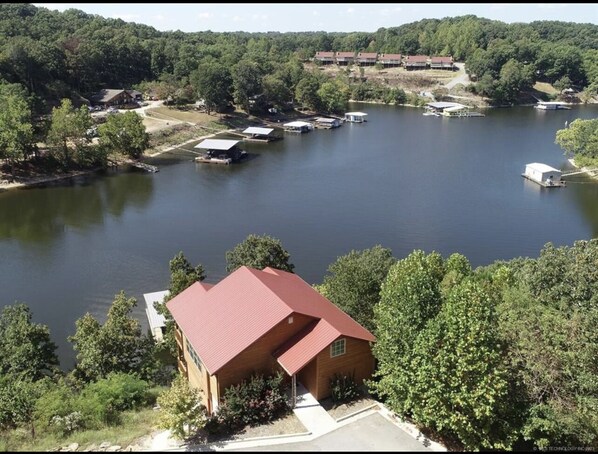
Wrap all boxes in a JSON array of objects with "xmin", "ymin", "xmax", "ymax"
[
  {"xmin": 426, "ymin": 102, "xmax": 465, "ymax": 109},
  {"xmin": 195, "ymin": 139, "xmax": 239, "ymax": 150},
  {"xmin": 243, "ymin": 127, "xmax": 274, "ymax": 135},
  {"xmin": 143, "ymin": 290, "xmax": 168, "ymax": 330},
  {"xmin": 283, "ymin": 121, "xmax": 312, "ymax": 127}
]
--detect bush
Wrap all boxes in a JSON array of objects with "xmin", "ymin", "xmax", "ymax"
[
  {"xmin": 330, "ymin": 370, "xmax": 361, "ymax": 404},
  {"xmin": 205, "ymin": 372, "xmax": 289, "ymax": 435}
]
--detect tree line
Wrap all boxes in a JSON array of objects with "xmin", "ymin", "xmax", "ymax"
[{"xmin": 1, "ymin": 4, "xmax": 598, "ymax": 117}]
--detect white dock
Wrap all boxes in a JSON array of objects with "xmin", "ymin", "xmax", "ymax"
[{"xmin": 143, "ymin": 290, "xmax": 169, "ymax": 341}]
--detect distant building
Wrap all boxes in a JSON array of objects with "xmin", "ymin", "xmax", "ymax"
[
  {"xmin": 356, "ymin": 52, "xmax": 378, "ymax": 66},
  {"xmin": 378, "ymin": 53, "xmax": 402, "ymax": 68},
  {"xmin": 335, "ymin": 51, "xmax": 355, "ymax": 66},
  {"xmin": 90, "ymin": 89, "xmax": 134, "ymax": 107},
  {"xmin": 126, "ymin": 89, "xmax": 143, "ymax": 101},
  {"xmin": 404, "ymin": 55, "xmax": 429, "ymax": 70},
  {"xmin": 314, "ymin": 51, "xmax": 335, "ymax": 65},
  {"xmin": 430, "ymin": 56, "xmax": 454, "ymax": 70}
]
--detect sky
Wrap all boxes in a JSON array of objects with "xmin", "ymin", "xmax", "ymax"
[{"xmin": 33, "ymin": 3, "xmax": 598, "ymax": 33}]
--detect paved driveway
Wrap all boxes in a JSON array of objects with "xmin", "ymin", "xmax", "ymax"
[{"xmin": 225, "ymin": 412, "xmax": 433, "ymax": 452}]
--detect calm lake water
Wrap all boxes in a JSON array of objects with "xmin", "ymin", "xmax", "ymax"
[{"xmin": 1, "ymin": 103, "xmax": 598, "ymax": 366}]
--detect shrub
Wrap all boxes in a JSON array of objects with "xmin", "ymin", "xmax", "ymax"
[
  {"xmin": 205, "ymin": 372, "xmax": 289, "ymax": 435},
  {"xmin": 330, "ymin": 370, "xmax": 361, "ymax": 404}
]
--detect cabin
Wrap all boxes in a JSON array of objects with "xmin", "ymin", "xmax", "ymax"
[
  {"xmin": 378, "ymin": 53, "xmax": 402, "ymax": 68},
  {"xmin": 90, "ymin": 89, "xmax": 135, "ymax": 107},
  {"xmin": 194, "ymin": 139, "xmax": 247, "ymax": 163},
  {"xmin": 126, "ymin": 89, "xmax": 143, "ymax": 101},
  {"xmin": 430, "ymin": 56, "xmax": 454, "ymax": 70},
  {"xmin": 242, "ymin": 127, "xmax": 277, "ymax": 142},
  {"xmin": 144, "ymin": 290, "xmax": 168, "ymax": 342},
  {"xmin": 404, "ymin": 55, "xmax": 429, "ymax": 70},
  {"xmin": 344, "ymin": 112, "xmax": 368, "ymax": 123},
  {"xmin": 314, "ymin": 117, "xmax": 342, "ymax": 129},
  {"xmin": 356, "ymin": 52, "xmax": 378, "ymax": 66},
  {"xmin": 335, "ymin": 52, "xmax": 355, "ymax": 66},
  {"xmin": 314, "ymin": 51, "xmax": 335, "ymax": 65},
  {"xmin": 523, "ymin": 163, "xmax": 563, "ymax": 187},
  {"xmin": 166, "ymin": 266, "xmax": 376, "ymax": 414},
  {"xmin": 283, "ymin": 121, "xmax": 313, "ymax": 133}
]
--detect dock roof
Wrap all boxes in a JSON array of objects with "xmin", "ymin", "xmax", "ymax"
[
  {"xmin": 284, "ymin": 121, "xmax": 312, "ymax": 128},
  {"xmin": 195, "ymin": 139, "xmax": 239, "ymax": 151},
  {"xmin": 143, "ymin": 290, "xmax": 168, "ymax": 330},
  {"xmin": 526, "ymin": 163, "xmax": 561, "ymax": 173},
  {"xmin": 243, "ymin": 127, "xmax": 274, "ymax": 135},
  {"xmin": 426, "ymin": 102, "xmax": 465, "ymax": 109},
  {"xmin": 315, "ymin": 118, "xmax": 338, "ymax": 123},
  {"xmin": 345, "ymin": 112, "xmax": 368, "ymax": 116}
]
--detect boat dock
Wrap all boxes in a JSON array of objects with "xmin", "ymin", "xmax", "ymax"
[
  {"xmin": 522, "ymin": 163, "xmax": 566, "ymax": 187},
  {"xmin": 240, "ymin": 126, "xmax": 280, "ymax": 142},
  {"xmin": 143, "ymin": 290, "xmax": 168, "ymax": 342}
]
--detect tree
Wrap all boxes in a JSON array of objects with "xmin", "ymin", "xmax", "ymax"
[
  {"xmin": 295, "ymin": 75, "xmax": 322, "ymax": 111},
  {"xmin": 262, "ymin": 74, "xmax": 292, "ymax": 109},
  {"xmin": 0, "ymin": 304, "xmax": 59, "ymax": 380},
  {"xmin": 370, "ymin": 250, "xmax": 445, "ymax": 414},
  {"xmin": 69, "ymin": 291, "xmax": 156, "ymax": 382},
  {"xmin": 317, "ymin": 245, "xmax": 395, "ymax": 332},
  {"xmin": 47, "ymin": 98, "xmax": 92, "ymax": 166},
  {"xmin": 0, "ymin": 374, "xmax": 41, "ymax": 437},
  {"xmin": 0, "ymin": 83, "xmax": 34, "ymax": 172},
  {"xmin": 98, "ymin": 111, "xmax": 148, "ymax": 159},
  {"xmin": 232, "ymin": 60, "xmax": 263, "ymax": 113},
  {"xmin": 157, "ymin": 374, "xmax": 207, "ymax": 439},
  {"xmin": 317, "ymin": 79, "xmax": 350, "ymax": 114},
  {"xmin": 225, "ymin": 234, "xmax": 294, "ymax": 274},
  {"xmin": 190, "ymin": 62, "xmax": 233, "ymax": 115},
  {"xmin": 407, "ymin": 279, "xmax": 517, "ymax": 450},
  {"xmin": 555, "ymin": 118, "xmax": 598, "ymax": 165}
]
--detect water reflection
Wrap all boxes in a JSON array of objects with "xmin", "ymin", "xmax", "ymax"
[{"xmin": 0, "ymin": 169, "xmax": 154, "ymax": 243}]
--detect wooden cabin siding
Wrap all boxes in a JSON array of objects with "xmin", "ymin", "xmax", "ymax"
[
  {"xmin": 216, "ymin": 313, "xmax": 316, "ymax": 393},
  {"xmin": 297, "ymin": 357, "xmax": 318, "ymax": 397},
  {"xmin": 183, "ymin": 335, "xmax": 212, "ymax": 411},
  {"xmin": 313, "ymin": 337, "xmax": 374, "ymax": 400}
]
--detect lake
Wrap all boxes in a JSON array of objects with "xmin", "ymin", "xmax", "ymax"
[{"xmin": 1, "ymin": 103, "xmax": 598, "ymax": 366}]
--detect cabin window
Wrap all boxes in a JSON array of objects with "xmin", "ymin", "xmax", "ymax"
[
  {"xmin": 288, "ymin": 316, "xmax": 294, "ymax": 324},
  {"xmin": 330, "ymin": 338, "xmax": 346, "ymax": 358},
  {"xmin": 186, "ymin": 341, "xmax": 203, "ymax": 371}
]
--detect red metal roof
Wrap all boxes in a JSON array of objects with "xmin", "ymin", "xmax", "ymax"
[
  {"xmin": 357, "ymin": 52, "xmax": 378, "ymax": 58},
  {"xmin": 379, "ymin": 53, "xmax": 402, "ymax": 60},
  {"xmin": 167, "ymin": 266, "xmax": 375, "ymax": 375},
  {"xmin": 275, "ymin": 319, "xmax": 340, "ymax": 375},
  {"xmin": 431, "ymin": 56, "xmax": 453, "ymax": 63},
  {"xmin": 405, "ymin": 55, "xmax": 429, "ymax": 62},
  {"xmin": 335, "ymin": 52, "xmax": 355, "ymax": 58},
  {"xmin": 315, "ymin": 51, "xmax": 335, "ymax": 58}
]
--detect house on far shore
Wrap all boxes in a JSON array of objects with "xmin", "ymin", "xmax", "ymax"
[
  {"xmin": 126, "ymin": 89, "xmax": 143, "ymax": 101},
  {"xmin": 143, "ymin": 290, "xmax": 169, "ymax": 342},
  {"xmin": 90, "ymin": 89, "xmax": 134, "ymax": 107},
  {"xmin": 356, "ymin": 52, "xmax": 378, "ymax": 66},
  {"xmin": 166, "ymin": 266, "xmax": 376, "ymax": 414},
  {"xmin": 404, "ymin": 55, "xmax": 429, "ymax": 70},
  {"xmin": 314, "ymin": 51, "xmax": 335, "ymax": 65},
  {"xmin": 378, "ymin": 53, "xmax": 402, "ymax": 68},
  {"xmin": 430, "ymin": 56, "xmax": 454, "ymax": 70},
  {"xmin": 335, "ymin": 51, "xmax": 356, "ymax": 66}
]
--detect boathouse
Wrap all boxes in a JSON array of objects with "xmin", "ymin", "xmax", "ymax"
[
  {"xmin": 314, "ymin": 117, "xmax": 342, "ymax": 129},
  {"xmin": 242, "ymin": 127, "xmax": 276, "ymax": 142},
  {"xmin": 523, "ymin": 163, "xmax": 563, "ymax": 187},
  {"xmin": 194, "ymin": 139, "xmax": 247, "ymax": 162},
  {"xmin": 144, "ymin": 290, "xmax": 168, "ymax": 342},
  {"xmin": 344, "ymin": 112, "xmax": 368, "ymax": 123},
  {"xmin": 283, "ymin": 121, "xmax": 313, "ymax": 133}
]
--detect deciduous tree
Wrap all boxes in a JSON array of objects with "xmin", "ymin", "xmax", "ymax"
[{"xmin": 225, "ymin": 234, "xmax": 294, "ymax": 274}]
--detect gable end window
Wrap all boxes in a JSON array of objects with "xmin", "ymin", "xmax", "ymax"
[{"xmin": 330, "ymin": 338, "xmax": 346, "ymax": 358}]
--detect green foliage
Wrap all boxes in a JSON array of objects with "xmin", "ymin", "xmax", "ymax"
[
  {"xmin": 78, "ymin": 373, "xmax": 149, "ymax": 427},
  {"xmin": 0, "ymin": 82, "xmax": 34, "ymax": 167},
  {"xmin": 330, "ymin": 371, "xmax": 361, "ymax": 404},
  {"xmin": 47, "ymin": 98, "xmax": 92, "ymax": 167},
  {"xmin": 317, "ymin": 245, "xmax": 395, "ymax": 332},
  {"xmin": 225, "ymin": 234, "xmax": 294, "ymax": 274},
  {"xmin": 555, "ymin": 118, "xmax": 598, "ymax": 161},
  {"xmin": 205, "ymin": 373, "xmax": 289, "ymax": 435},
  {"xmin": 232, "ymin": 60, "xmax": 263, "ymax": 113},
  {"xmin": 0, "ymin": 304, "xmax": 59, "ymax": 380},
  {"xmin": 295, "ymin": 74, "xmax": 322, "ymax": 111},
  {"xmin": 157, "ymin": 374, "xmax": 206, "ymax": 439},
  {"xmin": 98, "ymin": 111, "xmax": 149, "ymax": 159},
  {"xmin": 0, "ymin": 374, "xmax": 42, "ymax": 434},
  {"xmin": 69, "ymin": 291, "xmax": 157, "ymax": 382},
  {"xmin": 34, "ymin": 379, "xmax": 79, "ymax": 436},
  {"xmin": 190, "ymin": 62, "xmax": 233, "ymax": 114},
  {"xmin": 317, "ymin": 79, "xmax": 350, "ymax": 114}
]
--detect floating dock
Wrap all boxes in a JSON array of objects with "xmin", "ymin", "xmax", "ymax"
[
  {"xmin": 241, "ymin": 126, "xmax": 280, "ymax": 142},
  {"xmin": 143, "ymin": 290, "xmax": 168, "ymax": 342},
  {"xmin": 522, "ymin": 163, "xmax": 566, "ymax": 187}
]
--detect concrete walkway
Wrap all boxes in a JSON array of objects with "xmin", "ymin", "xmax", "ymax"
[{"xmin": 291, "ymin": 383, "xmax": 337, "ymax": 436}]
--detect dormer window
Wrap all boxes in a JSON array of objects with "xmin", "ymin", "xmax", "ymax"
[{"xmin": 330, "ymin": 338, "xmax": 346, "ymax": 357}]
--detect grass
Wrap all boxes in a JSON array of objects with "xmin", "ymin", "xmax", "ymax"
[
  {"xmin": 147, "ymin": 106, "xmax": 221, "ymax": 124},
  {"xmin": 1, "ymin": 407, "xmax": 158, "ymax": 452},
  {"xmin": 534, "ymin": 81, "xmax": 559, "ymax": 95}
]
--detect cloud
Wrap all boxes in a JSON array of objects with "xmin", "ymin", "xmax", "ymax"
[
  {"xmin": 112, "ymin": 14, "xmax": 140, "ymax": 21},
  {"xmin": 537, "ymin": 3, "xmax": 567, "ymax": 9},
  {"xmin": 312, "ymin": 10, "xmax": 320, "ymax": 17},
  {"xmin": 347, "ymin": 7, "xmax": 355, "ymax": 14},
  {"xmin": 198, "ymin": 12, "xmax": 213, "ymax": 19}
]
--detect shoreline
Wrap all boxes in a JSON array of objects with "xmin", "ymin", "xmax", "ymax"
[{"xmin": 567, "ymin": 158, "xmax": 598, "ymax": 181}]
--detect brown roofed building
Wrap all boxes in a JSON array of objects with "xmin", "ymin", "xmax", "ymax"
[
  {"xmin": 90, "ymin": 89, "xmax": 134, "ymax": 107},
  {"xmin": 167, "ymin": 266, "xmax": 376, "ymax": 414},
  {"xmin": 404, "ymin": 55, "xmax": 429, "ymax": 70},
  {"xmin": 314, "ymin": 51, "xmax": 335, "ymax": 65},
  {"xmin": 335, "ymin": 51, "xmax": 355, "ymax": 66},
  {"xmin": 378, "ymin": 53, "xmax": 403, "ymax": 67},
  {"xmin": 356, "ymin": 52, "xmax": 378, "ymax": 66},
  {"xmin": 430, "ymin": 56, "xmax": 454, "ymax": 70}
]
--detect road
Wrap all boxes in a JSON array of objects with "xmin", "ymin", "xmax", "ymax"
[{"xmin": 445, "ymin": 62, "xmax": 472, "ymax": 90}]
